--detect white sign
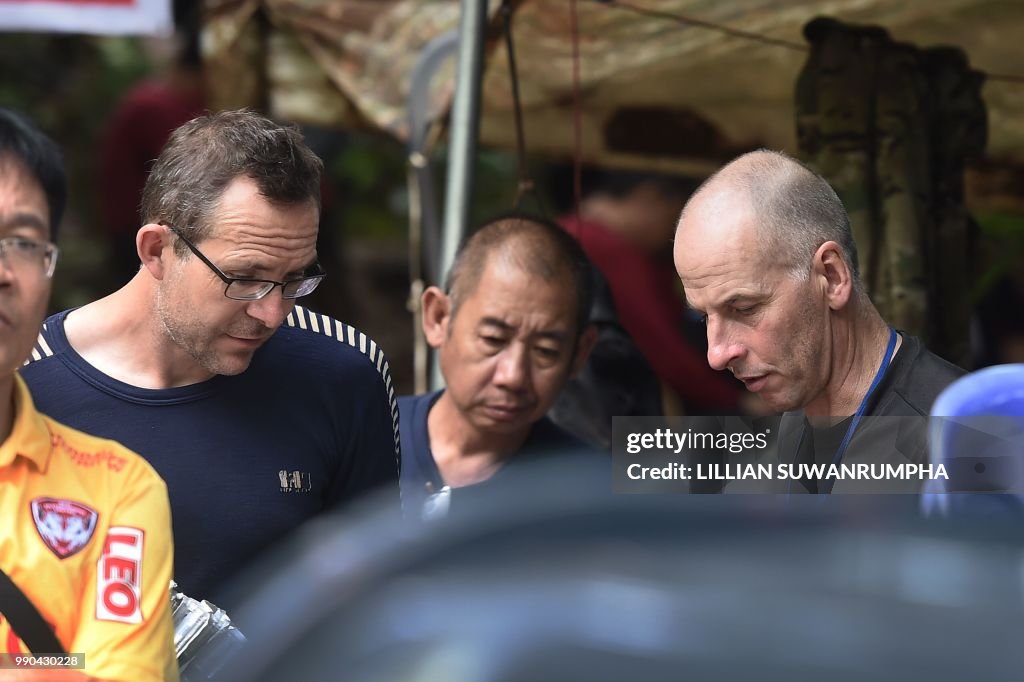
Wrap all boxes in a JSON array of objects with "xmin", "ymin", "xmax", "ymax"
[{"xmin": 0, "ymin": 0, "xmax": 172, "ymax": 36}]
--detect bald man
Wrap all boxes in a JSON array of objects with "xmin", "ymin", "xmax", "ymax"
[{"xmin": 674, "ymin": 150, "xmax": 963, "ymax": 493}]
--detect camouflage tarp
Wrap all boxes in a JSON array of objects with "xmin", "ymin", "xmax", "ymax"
[
  {"xmin": 203, "ymin": 0, "xmax": 1024, "ymax": 171},
  {"xmin": 203, "ymin": 1, "xmax": 999, "ymax": 358}
]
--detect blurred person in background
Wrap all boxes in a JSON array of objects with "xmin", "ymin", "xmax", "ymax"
[
  {"xmin": 400, "ymin": 213, "xmax": 599, "ymax": 519},
  {"xmin": 21, "ymin": 110, "xmax": 399, "ymax": 609},
  {"xmin": 99, "ymin": 0, "xmax": 205, "ymax": 290},
  {"xmin": 0, "ymin": 107, "xmax": 177, "ymax": 681},
  {"xmin": 546, "ymin": 263, "xmax": 664, "ymax": 451},
  {"xmin": 559, "ymin": 170, "xmax": 752, "ymax": 415}
]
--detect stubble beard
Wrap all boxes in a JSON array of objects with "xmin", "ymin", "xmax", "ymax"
[
  {"xmin": 780, "ymin": 301, "xmax": 831, "ymax": 414},
  {"xmin": 155, "ymin": 283, "xmax": 251, "ymax": 377}
]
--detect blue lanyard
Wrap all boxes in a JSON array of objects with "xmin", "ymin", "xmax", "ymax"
[{"xmin": 790, "ymin": 328, "xmax": 898, "ymax": 494}]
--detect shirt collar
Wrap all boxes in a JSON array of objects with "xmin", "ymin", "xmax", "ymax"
[{"xmin": 0, "ymin": 374, "xmax": 52, "ymax": 471}]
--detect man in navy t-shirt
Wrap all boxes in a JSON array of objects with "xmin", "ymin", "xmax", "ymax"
[
  {"xmin": 21, "ymin": 111, "xmax": 399, "ymax": 606},
  {"xmin": 400, "ymin": 212, "xmax": 602, "ymax": 519}
]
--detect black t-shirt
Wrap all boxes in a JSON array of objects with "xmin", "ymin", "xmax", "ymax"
[
  {"xmin": 21, "ymin": 306, "xmax": 400, "ymax": 605},
  {"xmin": 722, "ymin": 333, "xmax": 965, "ymax": 494},
  {"xmin": 802, "ymin": 416, "xmax": 855, "ymax": 493}
]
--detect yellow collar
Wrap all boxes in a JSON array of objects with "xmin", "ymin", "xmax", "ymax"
[{"xmin": 0, "ymin": 374, "xmax": 53, "ymax": 472}]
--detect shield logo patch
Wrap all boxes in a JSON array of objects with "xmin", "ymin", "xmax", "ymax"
[{"xmin": 31, "ymin": 497, "xmax": 99, "ymax": 559}]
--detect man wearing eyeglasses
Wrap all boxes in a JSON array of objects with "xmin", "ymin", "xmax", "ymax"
[
  {"xmin": 0, "ymin": 108, "xmax": 178, "ymax": 680},
  {"xmin": 21, "ymin": 110, "xmax": 399, "ymax": 610}
]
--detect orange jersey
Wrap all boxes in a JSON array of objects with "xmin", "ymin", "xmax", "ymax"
[{"xmin": 0, "ymin": 374, "xmax": 178, "ymax": 682}]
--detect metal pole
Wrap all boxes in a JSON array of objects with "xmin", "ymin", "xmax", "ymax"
[
  {"xmin": 408, "ymin": 31, "xmax": 458, "ymax": 394},
  {"xmin": 431, "ymin": 0, "xmax": 488, "ymax": 391}
]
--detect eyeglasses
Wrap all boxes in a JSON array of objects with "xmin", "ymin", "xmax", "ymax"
[
  {"xmin": 0, "ymin": 236, "xmax": 59, "ymax": 278},
  {"xmin": 166, "ymin": 225, "xmax": 325, "ymax": 301}
]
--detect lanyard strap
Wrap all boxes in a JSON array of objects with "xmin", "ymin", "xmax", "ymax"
[
  {"xmin": 830, "ymin": 327, "xmax": 898, "ymax": 469},
  {"xmin": 791, "ymin": 328, "xmax": 898, "ymax": 494},
  {"xmin": 0, "ymin": 567, "xmax": 65, "ymax": 654}
]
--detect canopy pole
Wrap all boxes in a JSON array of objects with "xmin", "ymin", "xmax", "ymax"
[{"xmin": 431, "ymin": 0, "xmax": 488, "ymax": 391}]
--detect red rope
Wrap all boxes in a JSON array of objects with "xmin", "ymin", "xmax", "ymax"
[{"xmin": 569, "ymin": 0, "xmax": 583, "ymax": 238}]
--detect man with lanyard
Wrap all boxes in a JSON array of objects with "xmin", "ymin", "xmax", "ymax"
[{"xmin": 673, "ymin": 150, "xmax": 963, "ymax": 493}]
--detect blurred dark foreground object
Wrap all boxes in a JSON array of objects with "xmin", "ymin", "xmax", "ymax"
[
  {"xmin": 549, "ymin": 268, "xmax": 663, "ymax": 450},
  {"xmin": 220, "ymin": 460, "xmax": 1024, "ymax": 682}
]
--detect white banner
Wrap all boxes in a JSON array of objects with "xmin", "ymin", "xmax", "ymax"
[{"xmin": 0, "ymin": 0, "xmax": 172, "ymax": 36}]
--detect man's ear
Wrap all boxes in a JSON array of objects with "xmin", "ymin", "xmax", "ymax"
[
  {"xmin": 138, "ymin": 223, "xmax": 172, "ymax": 280},
  {"xmin": 421, "ymin": 286, "xmax": 452, "ymax": 349},
  {"xmin": 569, "ymin": 323, "xmax": 599, "ymax": 378},
  {"xmin": 814, "ymin": 240, "xmax": 853, "ymax": 311}
]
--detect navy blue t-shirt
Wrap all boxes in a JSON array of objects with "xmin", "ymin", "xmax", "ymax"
[
  {"xmin": 21, "ymin": 305, "xmax": 400, "ymax": 605},
  {"xmin": 399, "ymin": 390, "xmax": 603, "ymax": 517}
]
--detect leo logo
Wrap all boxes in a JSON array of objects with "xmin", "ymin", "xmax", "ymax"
[
  {"xmin": 278, "ymin": 470, "xmax": 312, "ymax": 493},
  {"xmin": 30, "ymin": 497, "xmax": 98, "ymax": 559},
  {"xmin": 96, "ymin": 527, "xmax": 144, "ymax": 624}
]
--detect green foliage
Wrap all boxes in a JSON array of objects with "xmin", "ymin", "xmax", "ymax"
[
  {"xmin": 323, "ymin": 133, "xmax": 522, "ymax": 240},
  {"xmin": 977, "ymin": 209, "xmax": 1024, "ymax": 240},
  {"xmin": 471, "ymin": 148, "xmax": 519, "ymax": 222},
  {"xmin": 973, "ymin": 209, "xmax": 1024, "ymax": 299},
  {"xmin": 325, "ymin": 132, "xmax": 408, "ymax": 240},
  {"xmin": 1, "ymin": 34, "xmax": 153, "ymax": 310}
]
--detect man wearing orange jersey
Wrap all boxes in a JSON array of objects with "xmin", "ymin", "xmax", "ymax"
[{"xmin": 0, "ymin": 107, "xmax": 177, "ymax": 681}]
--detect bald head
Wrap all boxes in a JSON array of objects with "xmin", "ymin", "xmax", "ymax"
[
  {"xmin": 677, "ymin": 150, "xmax": 860, "ymax": 289},
  {"xmin": 446, "ymin": 212, "xmax": 594, "ymax": 338}
]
